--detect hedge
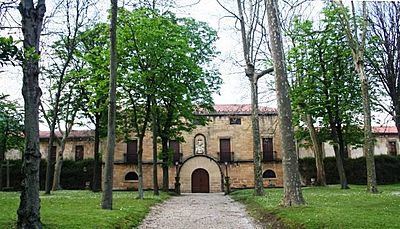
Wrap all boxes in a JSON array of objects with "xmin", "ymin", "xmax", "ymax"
[
  {"xmin": 0, "ymin": 159, "xmax": 97, "ymax": 191},
  {"xmin": 299, "ymin": 155, "xmax": 400, "ymax": 185}
]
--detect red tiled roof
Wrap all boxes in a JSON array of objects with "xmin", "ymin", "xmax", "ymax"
[
  {"xmin": 372, "ymin": 126, "xmax": 398, "ymax": 134},
  {"xmin": 197, "ymin": 104, "xmax": 277, "ymax": 115},
  {"xmin": 39, "ymin": 130, "xmax": 94, "ymax": 139}
]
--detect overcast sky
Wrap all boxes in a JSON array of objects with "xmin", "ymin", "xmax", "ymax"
[{"xmin": 0, "ymin": 0, "xmax": 394, "ymax": 127}]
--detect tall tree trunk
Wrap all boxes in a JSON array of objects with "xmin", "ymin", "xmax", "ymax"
[
  {"xmin": 335, "ymin": 0, "xmax": 378, "ymax": 194},
  {"xmin": 137, "ymin": 137, "xmax": 144, "ymax": 199},
  {"xmin": 161, "ymin": 137, "xmax": 169, "ymax": 192},
  {"xmin": 0, "ymin": 129, "xmax": 6, "ymax": 161},
  {"xmin": 266, "ymin": 0, "xmax": 304, "ymax": 206},
  {"xmin": 151, "ymin": 104, "xmax": 159, "ymax": 195},
  {"xmin": 52, "ymin": 140, "xmax": 65, "ymax": 191},
  {"xmin": 44, "ymin": 120, "xmax": 56, "ymax": 194},
  {"xmin": 92, "ymin": 115, "xmax": 101, "ymax": 192},
  {"xmin": 17, "ymin": 0, "xmax": 46, "ymax": 227},
  {"xmin": 249, "ymin": 75, "xmax": 264, "ymax": 196},
  {"xmin": 235, "ymin": 0, "xmax": 264, "ymax": 196},
  {"xmin": 337, "ymin": 126, "xmax": 347, "ymax": 159},
  {"xmin": 356, "ymin": 59, "xmax": 378, "ymax": 193},
  {"xmin": 329, "ymin": 119, "xmax": 349, "ymax": 189},
  {"xmin": 304, "ymin": 114, "xmax": 326, "ymax": 186},
  {"xmin": 395, "ymin": 103, "xmax": 400, "ymax": 141},
  {"xmin": 101, "ymin": 0, "xmax": 117, "ymax": 209},
  {"xmin": 161, "ymin": 106, "xmax": 174, "ymax": 192}
]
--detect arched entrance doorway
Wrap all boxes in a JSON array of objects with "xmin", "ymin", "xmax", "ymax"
[{"xmin": 191, "ymin": 168, "xmax": 209, "ymax": 193}]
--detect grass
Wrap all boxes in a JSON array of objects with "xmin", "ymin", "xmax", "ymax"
[
  {"xmin": 231, "ymin": 184, "xmax": 400, "ymax": 229},
  {"xmin": 0, "ymin": 190, "xmax": 169, "ymax": 228}
]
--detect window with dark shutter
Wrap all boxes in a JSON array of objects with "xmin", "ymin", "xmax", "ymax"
[
  {"xmin": 75, "ymin": 145, "xmax": 84, "ymax": 161},
  {"xmin": 169, "ymin": 140, "xmax": 180, "ymax": 163},
  {"xmin": 388, "ymin": 141, "xmax": 397, "ymax": 156},
  {"xmin": 126, "ymin": 140, "xmax": 138, "ymax": 164},
  {"xmin": 219, "ymin": 139, "xmax": 231, "ymax": 162},
  {"xmin": 262, "ymin": 138, "xmax": 274, "ymax": 162},
  {"xmin": 51, "ymin": 146, "xmax": 57, "ymax": 162}
]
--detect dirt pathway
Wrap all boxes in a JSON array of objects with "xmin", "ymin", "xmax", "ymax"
[{"xmin": 138, "ymin": 193, "xmax": 262, "ymax": 229}]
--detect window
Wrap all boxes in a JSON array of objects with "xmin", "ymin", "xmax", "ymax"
[
  {"xmin": 219, "ymin": 138, "xmax": 232, "ymax": 162},
  {"xmin": 125, "ymin": 172, "xmax": 139, "ymax": 181},
  {"xmin": 263, "ymin": 170, "xmax": 276, "ymax": 179},
  {"xmin": 75, "ymin": 145, "xmax": 84, "ymax": 161},
  {"xmin": 229, "ymin": 117, "xmax": 241, "ymax": 125},
  {"xmin": 51, "ymin": 146, "xmax": 57, "ymax": 162},
  {"xmin": 262, "ymin": 138, "xmax": 274, "ymax": 162},
  {"xmin": 126, "ymin": 140, "xmax": 138, "ymax": 164},
  {"xmin": 169, "ymin": 140, "xmax": 181, "ymax": 163},
  {"xmin": 388, "ymin": 141, "xmax": 397, "ymax": 156}
]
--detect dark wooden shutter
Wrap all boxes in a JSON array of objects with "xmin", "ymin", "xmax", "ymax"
[
  {"xmin": 127, "ymin": 140, "xmax": 138, "ymax": 164},
  {"xmin": 262, "ymin": 138, "xmax": 274, "ymax": 162},
  {"xmin": 388, "ymin": 141, "xmax": 397, "ymax": 156},
  {"xmin": 75, "ymin": 145, "xmax": 84, "ymax": 161},
  {"xmin": 220, "ymin": 139, "xmax": 231, "ymax": 162},
  {"xmin": 51, "ymin": 146, "xmax": 57, "ymax": 162},
  {"xmin": 169, "ymin": 140, "xmax": 180, "ymax": 163}
]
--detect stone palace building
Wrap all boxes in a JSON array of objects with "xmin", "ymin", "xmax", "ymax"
[{"xmin": 8, "ymin": 104, "xmax": 396, "ymax": 193}]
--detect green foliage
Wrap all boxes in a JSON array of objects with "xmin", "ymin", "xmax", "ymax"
[
  {"xmin": 299, "ymin": 155, "xmax": 400, "ymax": 185},
  {"xmin": 1, "ymin": 159, "xmax": 96, "ymax": 190},
  {"xmin": 0, "ymin": 190, "xmax": 169, "ymax": 228},
  {"xmin": 0, "ymin": 95, "xmax": 24, "ymax": 160},
  {"xmin": 231, "ymin": 184, "xmax": 400, "ymax": 229},
  {"xmin": 288, "ymin": 4, "xmax": 363, "ymax": 147},
  {"xmin": 0, "ymin": 36, "xmax": 19, "ymax": 66},
  {"xmin": 113, "ymin": 8, "xmax": 221, "ymax": 143}
]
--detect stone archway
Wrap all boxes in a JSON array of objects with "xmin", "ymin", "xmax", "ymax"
[{"xmin": 178, "ymin": 155, "xmax": 223, "ymax": 193}]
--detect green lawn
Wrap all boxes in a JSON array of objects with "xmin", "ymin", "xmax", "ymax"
[
  {"xmin": 0, "ymin": 190, "xmax": 169, "ymax": 228},
  {"xmin": 231, "ymin": 184, "xmax": 400, "ymax": 229}
]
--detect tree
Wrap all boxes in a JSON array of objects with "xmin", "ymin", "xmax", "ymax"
[
  {"xmin": 288, "ymin": 6, "xmax": 364, "ymax": 188},
  {"xmin": 266, "ymin": 0, "xmax": 305, "ymax": 206},
  {"xmin": 0, "ymin": 94, "xmax": 24, "ymax": 161},
  {"xmin": 17, "ymin": 0, "xmax": 46, "ymax": 227},
  {"xmin": 101, "ymin": 0, "xmax": 118, "ymax": 209},
  {"xmin": 334, "ymin": 0, "xmax": 378, "ymax": 193},
  {"xmin": 151, "ymin": 99, "xmax": 159, "ymax": 195},
  {"xmin": 117, "ymin": 8, "xmax": 221, "ymax": 197},
  {"xmin": 50, "ymin": 78, "xmax": 83, "ymax": 191},
  {"xmin": 217, "ymin": 0, "xmax": 273, "ymax": 196},
  {"xmin": 154, "ymin": 16, "xmax": 220, "ymax": 192},
  {"xmin": 366, "ymin": 2, "xmax": 400, "ymax": 140},
  {"xmin": 42, "ymin": 0, "xmax": 94, "ymax": 195},
  {"xmin": 74, "ymin": 23, "xmax": 110, "ymax": 192}
]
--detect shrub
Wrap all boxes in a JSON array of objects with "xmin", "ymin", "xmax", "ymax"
[
  {"xmin": 299, "ymin": 155, "xmax": 400, "ymax": 185},
  {"xmin": 0, "ymin": 159, "xmax": 96, "ymax": 191}
]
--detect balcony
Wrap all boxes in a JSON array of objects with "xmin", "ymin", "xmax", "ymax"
[
  {"xmin": 262, "ymin": 151, "xmax": 278, "ymax": 162},
  {"xmin": 173, "ymin": 153, "xmax": 183, "ymax": 164},
  {"xmin": 124, "ymin": 153, "xmax": 138, "ymax": 164},
  {"xmin": 218, "ymin": 152, "xmax": 234, "ymax": 163}
]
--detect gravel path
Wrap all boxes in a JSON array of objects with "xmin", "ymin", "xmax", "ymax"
[{"xmin": 138, "ymin": 193, "xmax": 262, "ymax": 229}]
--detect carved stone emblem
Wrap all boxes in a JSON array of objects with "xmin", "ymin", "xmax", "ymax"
[{"xmin": 194, "ymin": 135, "xmax": 206, "ymax": 155}]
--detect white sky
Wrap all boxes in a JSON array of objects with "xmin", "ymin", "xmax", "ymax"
[{"xmin": 0, "ymin": 0, "xmax": 395, "ymax": 127}]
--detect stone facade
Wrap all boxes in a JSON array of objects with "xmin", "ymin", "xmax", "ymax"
[
  {"xmin": 39, "ymin": 130, "xmax": 95, "ymax": 161},
  {"xmin": 14, "ymin": 106, "xmax": 398, "ymax": 193},
  {"xmin": 113, "ymin": 104, "xmax": 283, "ymax": 192},
  {"xmin": 297, "ymin": 126, "xmax": 399, "ymax": 159}
]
